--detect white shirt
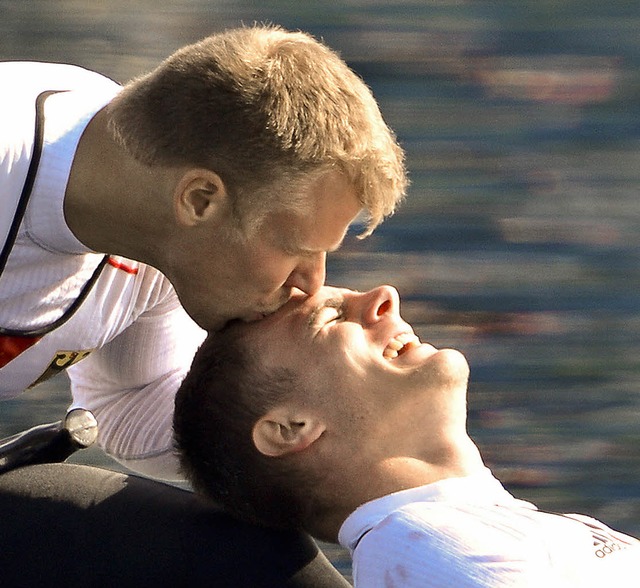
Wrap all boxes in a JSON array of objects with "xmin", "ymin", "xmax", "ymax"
[
  {"xmin": 339, "ymin": 468, "xmax": 640, "ymax": 587},
  {"xmin": 0, "ymin": 61, "xmax": 206, "ymax": 479}
]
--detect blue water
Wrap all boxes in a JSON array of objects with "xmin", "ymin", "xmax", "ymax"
[{"xmin": 1, "ymin": 1, "xmax": 639, "ymax": 582}]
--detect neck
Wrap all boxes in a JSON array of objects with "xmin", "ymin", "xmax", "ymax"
[
  {"xmin": 63, "ymin": 107, "xmax": 178, "ymax": 267},
  {"xmin": 311, "ymin": 437, "xmax": 485, "ymax": 542}
]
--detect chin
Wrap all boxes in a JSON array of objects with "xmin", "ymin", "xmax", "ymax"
[
  {"xmin": 436, "ymin": 348, "xmax": 469, "ymax": 372},
  {"xmin": 191, "ymin": 311, "xmax": 227, "ymax": 332},
  {"xmin": 416, "ymin": 348, "xmax": 470, "ymax": 388}
]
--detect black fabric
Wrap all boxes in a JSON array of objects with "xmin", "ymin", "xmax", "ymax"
[{"xmin": 0, "ymin": 463, "xmax": 351, "ymax": 588}]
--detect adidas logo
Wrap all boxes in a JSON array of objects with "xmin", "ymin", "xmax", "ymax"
[{"xmin": 561, "ymin": 513, "xmax": 637, "ymax": 560}]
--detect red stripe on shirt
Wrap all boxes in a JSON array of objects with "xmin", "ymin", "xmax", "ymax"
[
  {"xmin": 107, "ymin": 257, "xmax": 139, "ymax": 275},
  {"xmin": 0, "ymin": 335, "xmax": 41, "ymax": 368}
]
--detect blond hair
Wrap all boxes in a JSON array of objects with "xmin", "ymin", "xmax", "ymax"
[{"xmin": 107, "ymin": 24, "xmax": 407, "ymax": 235}]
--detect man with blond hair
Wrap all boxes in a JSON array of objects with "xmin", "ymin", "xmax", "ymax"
[{"xmin": 0, "ymin": 24, "xmax": 405, "ymax": 585}]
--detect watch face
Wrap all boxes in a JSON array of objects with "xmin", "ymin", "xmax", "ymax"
[{"xmin": 64, "ymin": 408, "xmax": 98, "ymax": 448}]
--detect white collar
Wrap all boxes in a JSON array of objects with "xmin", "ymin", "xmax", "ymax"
[{"xmin": 338, "ymin": 468, "xmax": 531, "ymax": 551}]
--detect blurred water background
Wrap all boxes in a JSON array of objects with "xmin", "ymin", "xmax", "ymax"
[{"xmin": 1, "ymin": 0, "xmax": 639, "ymax": 582}]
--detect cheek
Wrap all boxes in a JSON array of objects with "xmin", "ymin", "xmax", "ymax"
[
  {"xmin": 342, "ymin": 333, "xmax": 376, "ymax": 375},
  {"xmin": 237, "ymin": 247, "xmax": 297, "ymax": 288},
  {"xmin": 264, "ymin": 252, "xmax": 296, "ymax": 278}
]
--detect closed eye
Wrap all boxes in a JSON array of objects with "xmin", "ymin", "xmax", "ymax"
[
  {"xmin": 318, "ymin": 306, "xmax": 343, "ymax": 326},
  {"xmin": 309, "ymin": 297, "xmax": 346, "ymax": 334}
]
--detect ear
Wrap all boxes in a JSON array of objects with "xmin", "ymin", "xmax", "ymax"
[
  {"xmin": 252, "ymin": 407, "xmax": 326, "ymax": 458},
  {"xmin": 173, "ymin": 168, "xmax": 228, "ymax": 227}
]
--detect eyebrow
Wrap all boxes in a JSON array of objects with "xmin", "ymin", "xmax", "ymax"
[
  {"xmin": 307, "ymin": 297, "xmax": 344, "ymax": 329},
  {"xmin": 293, "ymin": 241, "xmax": 344, "ymax": 256},
  {"xmin": 288, "ymin": 226, "xmax": 352, "ymax": 256}
]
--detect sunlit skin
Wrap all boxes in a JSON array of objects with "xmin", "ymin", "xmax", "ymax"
[
  {"xmin": 168, "ymin": 171, "xmax": 364, "ymax": 330},
  {"xmin": 65, "ymin": 108, "xmax": 363, "ymax": 331},
  {"xmin": 247, "ymin": 284, "xmax": 470, "ymax": 395},
  {"xmin": 243, "ymin": 285, "xmax": 485, "ymax": 539}
]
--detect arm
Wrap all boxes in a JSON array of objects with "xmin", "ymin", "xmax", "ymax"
[{"xmin": 67, "ymin": 284, "xmax": 206, "ymax": 480}]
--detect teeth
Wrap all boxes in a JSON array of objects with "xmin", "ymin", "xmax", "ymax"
[
  {"xmin": 397, "ymin": 333, "xmax": 418, "ymax": 345},
  {"xmin": 383, "ymin": 332, "xmax": 420, "ymax": 360},
  {"xmin": 383, "ymin": 348, "xmax": 399, "ymax": 360}
]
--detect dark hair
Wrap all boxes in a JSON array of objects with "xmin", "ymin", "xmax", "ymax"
[{"xmin": 174, "ymin": 324, "xmax": 322, "ymax": 530}]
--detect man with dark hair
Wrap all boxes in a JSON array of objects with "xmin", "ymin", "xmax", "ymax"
[{"xmin": 175, "ymin": 285, "xmax": 640, "ymax": 587}]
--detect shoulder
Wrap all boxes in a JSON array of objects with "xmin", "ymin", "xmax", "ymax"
[
  {"xmin": 353, "ymin": 502, "xmax": 640, "ymax": 587},
  {"xmin": 351, "ymin": 502, "xmax": 553, "ymax": 588},
  {"xmin": 102, "ymin": 257, "xmax": 181, "ymax": 309},
  {"xmin": 0, "ymin": 61, "xmax": 118, "ymax": 92},
  {"xmin": 0, "ymin": 61, "xmax": 120, "ymax": 181}
]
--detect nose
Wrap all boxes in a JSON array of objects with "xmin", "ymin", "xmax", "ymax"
[
  {"xmin": 284, "ymin": 252, "xmax": 326, "ymax": 296},
  {"xmin": 359, "ymin": 285, "xmax": 400, "ymax": 324}
]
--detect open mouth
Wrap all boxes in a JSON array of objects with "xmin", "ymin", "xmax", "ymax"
[{"xmin": 383, "ymin": 332, "xmax": 421, "ymax": 360}]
